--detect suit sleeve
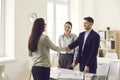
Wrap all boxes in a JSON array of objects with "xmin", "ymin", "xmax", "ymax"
[
  {"xmin": 69, "ymin": 34, "xmax": 80, "ymax": 50},
  {"xmin": 85, "ymin": 34, "xmax": 100, "ymax": 67}
]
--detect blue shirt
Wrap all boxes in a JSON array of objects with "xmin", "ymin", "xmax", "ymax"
[{"xmin": 82, "ymin": 29, "xmax": 92, "ymax": 52}]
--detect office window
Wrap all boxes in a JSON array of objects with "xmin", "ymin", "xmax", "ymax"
[
  {"xmin": 0, "ymin": 0, "xmax": 4, "ymax": 56},
  {"xmin": 0, "ymin": 0, "xmax": 14, "ymax": 59},
  {"xmin": 47, "ymin": 0, "xmax": 69, "ymax": 44}
]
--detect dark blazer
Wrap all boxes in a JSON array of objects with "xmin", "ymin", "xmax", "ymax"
[{"xmin": 69, "ymin": 30, "xmax": 100, "ymax": 69}]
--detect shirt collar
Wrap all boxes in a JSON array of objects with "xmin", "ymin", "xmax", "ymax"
[
  {"xmin": 62, "ymin": 33, "xmax": 72, "ymax": 38},
  {"xmin": 85, "ymin": 29, "xmax": 92, "ymax": 34}
]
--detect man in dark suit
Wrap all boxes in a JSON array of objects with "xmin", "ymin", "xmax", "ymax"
[{"xmin": 67, "ymin": 17, "xmax": 100, "ymax": 74}]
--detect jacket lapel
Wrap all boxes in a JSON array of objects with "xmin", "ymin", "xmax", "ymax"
[
  {"xmin": 81, "ymin": 32, "xmax": 85, "ymax": 45},
  {"xmin": 84, "ymin": 30, "xmax": 94, "ymax": 48}
]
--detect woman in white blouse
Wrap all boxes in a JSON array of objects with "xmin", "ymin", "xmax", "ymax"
[
  {"xmin": 57, "ymin": 22, "xmax": 78, "ymax": 69},
  {"xmin": 28, "ymin": 18, "xmax": 66, "ymax": 80}
]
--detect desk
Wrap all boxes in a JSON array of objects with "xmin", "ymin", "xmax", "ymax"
[
  {"xmin": 50, "ymin": 67, "xmax": 119, "ymax": 80},
  {"xmin": 50, "ymin": 67, "xmax": 83, "ymax": 80}
]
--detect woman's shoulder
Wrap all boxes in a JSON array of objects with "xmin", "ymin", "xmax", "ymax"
[
  {"xmin": 71, "ymin": 33, "xmax": 77, "ymax": 37},
  {"xmin": 59, "ymin": 34, "xmax": 64, "ymax": 39},
  {"xmin": 40, "ymin": 34, "xmax": 51, "ymax": 45},
  {"xmin": 41, "ymin": 34, "xmax": 49, "ymax": 40}
]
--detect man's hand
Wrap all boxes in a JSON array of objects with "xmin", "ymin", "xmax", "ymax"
[
  {"xmin": 66, "ymin": 46, "xmax": 70, "ymax": 52},
  {"xmin": 84, "ymin": 66, "xmax": 89, "ymax": 73},
  {"xmin": 71, "ymin": 60, "xmax": 77, "ymax": 69}
]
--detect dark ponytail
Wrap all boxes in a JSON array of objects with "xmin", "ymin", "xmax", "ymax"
[{"xmin": 28, "ymin": 18, "xmax": 45, "ymax": 52}]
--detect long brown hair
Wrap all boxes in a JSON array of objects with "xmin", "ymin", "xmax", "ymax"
[{"xmin": 28, "ymin": 18, "xmax": 45, "ymax": 52}]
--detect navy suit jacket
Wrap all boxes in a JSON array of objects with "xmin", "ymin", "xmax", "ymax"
[{"xmin": 69, "ymin": 30, "xmax": 100, "ymax": 69}]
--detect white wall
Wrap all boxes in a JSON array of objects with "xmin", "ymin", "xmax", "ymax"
[
  {"xmin": 70, "ymin": 0, "xmax": 95, "ymax": 34},
  {"xmin": 94, "ymin": 0, "xmax": 120, "ymax": 31},
  {"xmin": 1, "ymin": 0, "xmax": 47, "ymax": 80},
  {"xmin": 71, "ymin": 0, "xmax": 120, "ymax": 31},
  {"xmin": 70, "ymin": 0, "xmax": 81, "ymax": 35}
]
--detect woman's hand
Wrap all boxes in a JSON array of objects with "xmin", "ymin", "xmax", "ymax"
[{"xmin": 71, "ymin": 60, "xmax": 76, "ymax": 69}]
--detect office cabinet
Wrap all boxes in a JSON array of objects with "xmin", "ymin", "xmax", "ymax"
[{"xmin": 98, "ymin": 30, "xmax": 120, "ymax": 58}]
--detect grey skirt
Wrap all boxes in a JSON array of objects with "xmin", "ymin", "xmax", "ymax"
[{"xmin": 59, "ymin": 53, "xmax": 74, "ymax": 69}]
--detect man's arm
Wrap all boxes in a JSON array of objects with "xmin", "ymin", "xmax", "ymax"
[
  {"xmin": 67, "ymin": 34, "xmax": 81, "ymax": 67},
  {"xmin": 68, "ymin": 34, "xmax": 80, "ymax": 50}
]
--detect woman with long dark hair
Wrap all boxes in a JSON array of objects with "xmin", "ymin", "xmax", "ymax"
[{"xmin": 28, "ymin": 18, "xmax": 66, "ymax": 80}]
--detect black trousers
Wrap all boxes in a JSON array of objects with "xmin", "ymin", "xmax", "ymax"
[
  {"xmin": 79, "ymin": 64, "xmax": 96, "ymax": 74},
  {"xmin": 32, "ymin": 66, "xmax": 50, "ymax": 80},
  {"xmin": 59, "ymin": 53, "xmax": 74, "ymax": 69}
]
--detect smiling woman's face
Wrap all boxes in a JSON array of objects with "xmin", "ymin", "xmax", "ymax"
[{"xmin": 64, "ymin": 23, "xmax": 72, "ymax": 34}]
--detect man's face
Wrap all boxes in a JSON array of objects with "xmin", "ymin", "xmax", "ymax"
[{"xmin": 83, "ymin": 20, "xmax": 93, "ymax": 30}]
